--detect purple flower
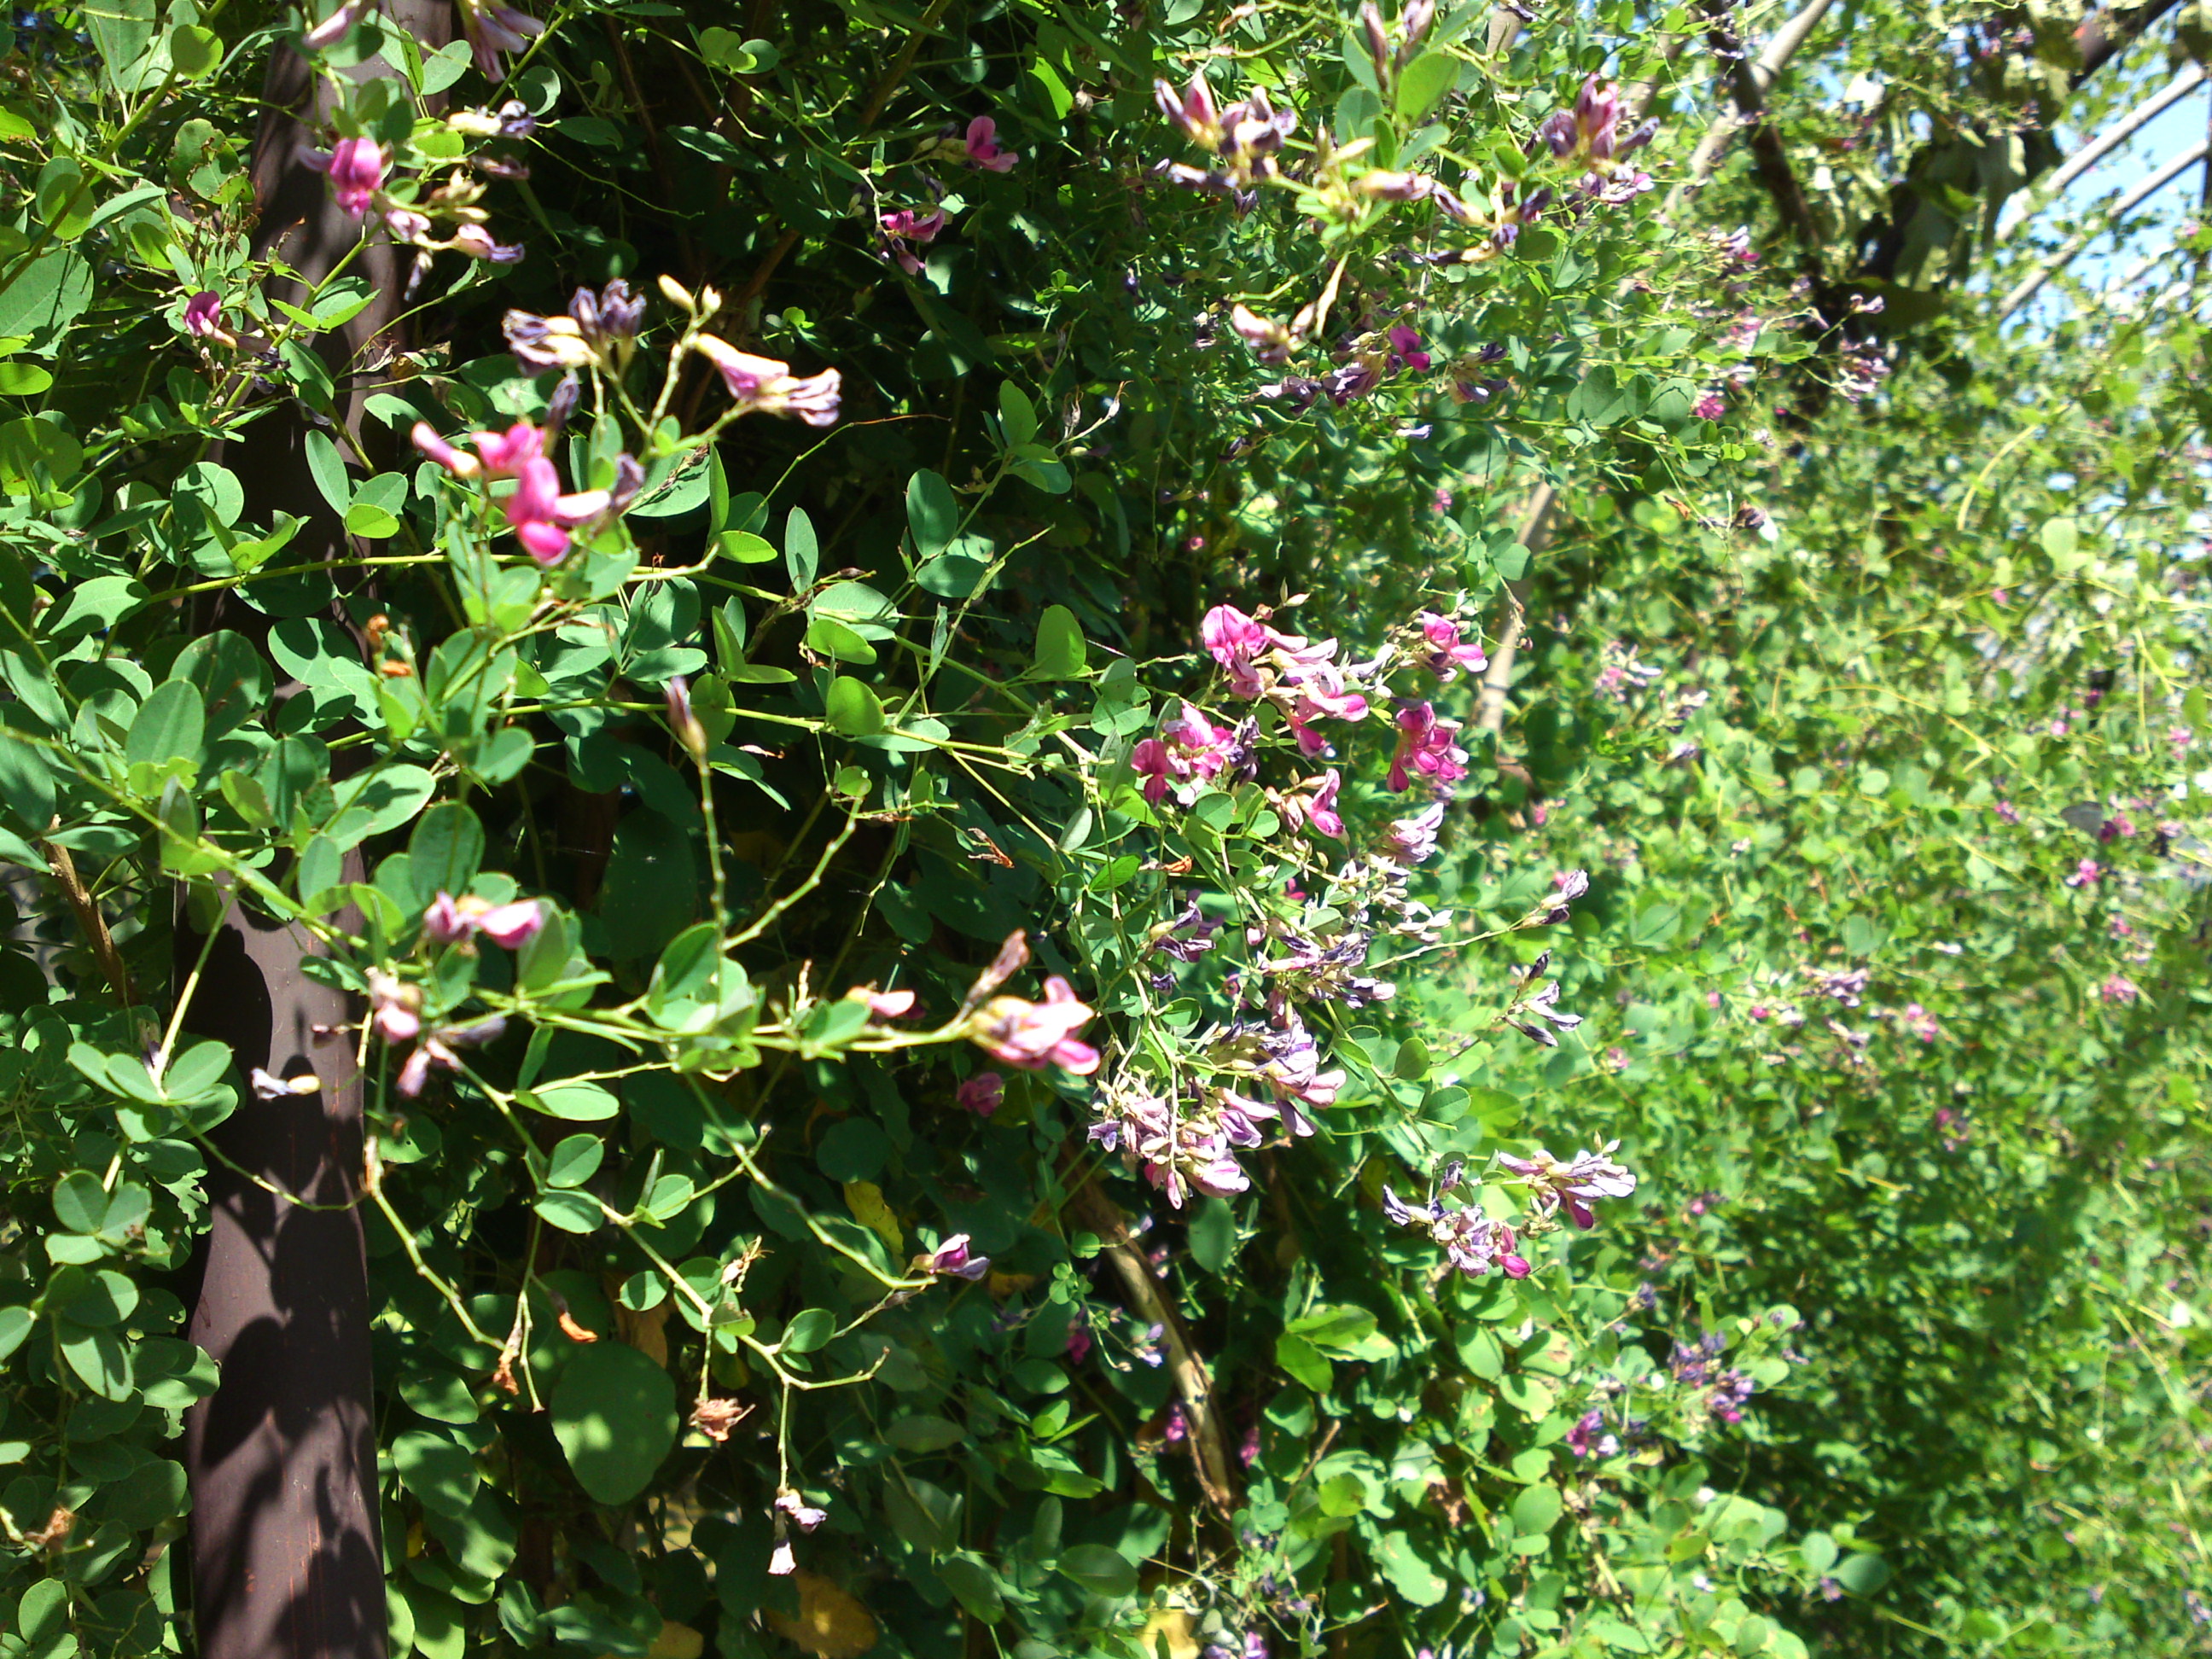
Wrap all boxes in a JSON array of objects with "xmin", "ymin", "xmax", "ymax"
[
  {"xmin": 2100, "ymin": 974, "xmax": 2139, "ymax": 1004},
  {"xmin": 1694, "ymin": 391, "xmax": 1726, "ymax": 420},
  {"xmin": 457, "ymin": 0, "xmax": 544, "ymax": 79},
  {"xmin": 1565, "ymin": 1409, "xmax": 1604, "ymax": 1457},
  {"xmin": 692, "ymin": 336, "xmax": 842, "ymax": 427},
  {"xmin": 302, "ymin": 136, "xmax": 387, "ymax": 217},
  {"xmin": 2065, "ymin": 858, "xmax": 2101, "ymax": 889},
  {"xmin": 878, "ymin": 207, "xmax": 946, "ymax": 276},
  {"xmin": 183, "ymin": 290, "xmax": 226, "ymax": 340},
  {"xmin": 958, "ymin": 1072, "xmax": 1004, "ymax": 1115},
  {"xmin": 1416, "ymin": 611, "xmax": 1487, "ymax": 678},
  {"xmin": 923, "ymin": 1233, "xmax": 990, "ymax": 1280},
  {"xmin": 1277, "ymin": 771, "xmax": 1344, "ymax": 839},
  {"xmin": 1496, "ymin": 1141, "xmax": 1636, "ymax": 1230},
  {"xmin": 967, "ymin": 977, "xmax": 1099, "ymax": 1074},
  {"xmin": 1387, "ymin": 325, "xmax": 1431, "ymax": 372},
  {"xmin": 664, "ymin": 677, "xmax": 709, "ymax": 760},
  {"xmin": 1388, "ymin": 701, "xmax": 1468, "ymax": 793},
  {"xmin": 963, "ymin": 115, "xmax": 1018, "ymax": 172}
]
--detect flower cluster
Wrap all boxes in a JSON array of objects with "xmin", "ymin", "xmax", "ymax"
[
  {"xmin": 1202, "ymin": 604, "xmax": 1371, "ymax": 754},
  {"xmin": 412, "ymin": 418, "xmax": 632, "ymax": 567},
  {"xmin": 1152, "ymin": 74, "xmax": 1297, "ymax": 197},
  {"xmin": 1534, "ymin": 75, "xmax": 1658, "ymax": 205},
  {"xmin": 360, "ymin": 889, "xmax": 545, "ymax": 1096},
  {"xmin": 1382, "ymin": 1167, "xmax": 1532, "ymax": 1279}
]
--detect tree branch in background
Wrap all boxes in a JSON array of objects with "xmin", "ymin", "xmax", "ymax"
[
  {"xmin": 1997, "ymin": 137, "xmax": 2210, "ymax": 319},
  {"xmin": 2074, "ymin": 0, "xmax": 2187, "ymax": 84},
  {"xmin": 1997, "ymin": 62, "xmax": 2206, "ymax": 239},
  {"xmin": 1665, "ymin": 0, "xmax": 1836, "ymax": 226},
  {"xmin": 39, "ymin": 840, "xmax": 132, "ymax": 1008},
  {"xmin": 1062, "ymin": 1173, "xmax": 1238, "ymax": 1514}
]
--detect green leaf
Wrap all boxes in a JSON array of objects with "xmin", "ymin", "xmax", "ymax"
[
  {"xmin": 782, "ymin": 1307, "xmax": 835, "ymax": 1353},
  {"xmin": 409, "ymin": 802, "xmax": 485, "ymax": 904},
  {"xmin": 53, "ymin": 1171, "xmax": 108, "ymax": 1234},
  {"xmin": 906, "ymin": 469, "xmax": 959, "ymax": 560},
  {"xmin": 784, "ymin": 506, "xmax": 818, "ymax": 589},
  {"xmin": 169, "ymin": 22, "xmax": 223, "ymax": 76},
  {"xmin": 1275, "ymin": 1331, "xmax": 1330, "ymax": 1391},
  {"xmin": 1375, "ymin": 1530, "xmax": 1451, "ymax": 1606},
  {"xmin": 394, "ymin": 1428, "xmax": 480, "ymax": 1519},
  {"xmin": 824, "ymin": 677, "xmax": 886, "ymax": 736},
  {"xmin": 303, "ymin": 427, "xmax": 352, "ymax": 515},
  {"xmin": 546, "ymin": 1134, "xmax": 606, "ymax": 1188},
  {"xmin": 0, "ymin": 362, "xmax": 53, "ymax": 396},
  {"xmin": 521, "ymin": 1082, "xmax": 620, "ymax": 1121},
  {"xmin": 805, "ymin": 615, "xmax": 877, "ymax": 665},
  {"xmin": 533, "ymin": 1189, "xmax": 603, "ymax": 1233},
  {"xmin": 125, "ymin": 678, "xmax": 205, "ymax": 767},
  {"xmin": 1510, "ymin": 1482, "xmax": 1562, "ymax": 1536},
  {"xmin": 343, "ymin": 500, "xmax": 400, "ymax": 538},
  {"xmin": 1188, "ymin": 1196, "xmax": 1236, "ymax": 1274},
  {"xmin": 997, "ymin": 383, "xmax": 1039, "ymax": 448},
  {"xmin": 0, "ymin": 1306, "xmax": 32, "ymax": 1363},
  {"xmin": 1395, "ymin": 50, "xmax": 1458, "ymax": 119},
  {"xmin": 1833, "ymin": 1551, "xmax": 1889, "ymax": 1595},
  {"xmin": 937, "ymin": 1554, "xmax": 1005, "ymax": 1622},
  {"xmin": 550, "ymin": 1342, "xmax": 678, "ymax": 1505},
  {"xmin": 1800, "ymin": 1531, "xmax": 1838, "ymax": 1575},
  {"xmin": 1032, "ymin": 604, "xmax": 1087, "ymax": 679},
  {"xmin": 1056, "ymin": 1543, "xmax": 1136, "ymax": 1598}
]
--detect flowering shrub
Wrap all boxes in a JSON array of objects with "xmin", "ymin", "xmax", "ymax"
[{"xmin": 1, "ymin": 0, "xmax": 2209, "ymax": 1656}]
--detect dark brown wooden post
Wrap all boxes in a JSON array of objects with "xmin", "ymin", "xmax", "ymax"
[{"xmin": 181, "ymin": 8, "xmax": 451, "ymax": 1655}]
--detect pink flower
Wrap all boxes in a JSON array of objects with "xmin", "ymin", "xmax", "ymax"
[
  {"xmin": 1132, "ymin": 738, "xmax": 1176, "ymax": 805},
  {"xmin": 666, "ymin": 677, "xmax": 708, "ymax": 759},
  {"xmin": 301, "ymin": 0, "xmax": 374, "ymax": 49},
  {"xmin": 1387, "ymin": 701, "xmax": 1468, "ymax": 793},
  {"xmin": 924, "ymin": 1233, "xmax": 990, "ymax": 1279},
  {"xmin": 366, "ymin": 969, "xmax": 422, "ymax": 1043},
  {"xmin": 507, "ymin": 457, "xmax": 577, "ymax": 563},
  {"xmin": 183, "ymin": 291, "xmax": 224, "ymax": 339},
  {"xmin": 1387, "ymin": 325, "xmax": 1431, "ymax": 372},
  {"xmin": 448, "ymin": 223, "xmax": 524, "ymax": 264},
  {"xmin": 1133, "ymin": 701, "xmax": 1237, "ymax": 805},
  {"xmin": 474, "ymin": 422, "xmax": 544, "ymax": 476},
  {"xmin": 1496, "ymin": 1142, "xmax": 1636, "ymax": 1231},
  {"xmin": 2100, "ymin": 974, "xmax": 2139, "ymax": 1004},
  {"xmin": 878, "ymin": 208, "xmax": 946, "ymax": 276},
  {"xmin": 303, "ymin": 136, "xmax": 387, "ymax": 217},
  {"xmin": 958, "ymin": 1072, "xmax": 1004, "ymax": 1115},
  {"xmin": 963, "ymin": 116, "xmax": 1018, "ymax": 172},
  {"xmin": 1380, "ymin": 802, "xmax": 1445, "ymax": 864},
  {"xmin": 1417, "ymin": 611, "xmax": 1487, "ymax": 679},
  {"xmin": 692, "ymin": 336, "xmax": 841, "ymax": 427},
  {"xmin": 422, "ymin": 892, "xmax": 470, "ymax": 945},
  {"xmin": 1278, "ymin": 771, "xmax": 1344, "ymax": 838},
  {"xmin": 425, "ymin": 891, "xmax": 546, "ymax": 949},
  {"xmin": 775, "ymin": 1490, "xmax": 827, "ymax": 1532},
  {"xmin": 1693, "ymin": 392, "xmax": 1726, "ymax": 420},
  {"xmin": 471, "ymin": 900, "xmax": 544, "ymax": 948},
  {"xmin": 2065, "ymin": 859, "xmax": 2101, "ymax": 889},
  {"xmin": 1065, "ymin": 1320, "xmax": 1093, "ymax": 1364},
  {"xmin": 1899, "ymin": 1003, "xmax": 1940, "ymax": 1042},
  {"xmin": 415, "ymin": 420, "xmax": 553, "ymax": 480},
  {"xmin": 457, "ymin": 0, "xmax": 544, "ymax": 79},
  {"xmin": 1994, "ymin": 799, "xmax": 2020, "ymax": 824},
  {"xmin": 968, "ymin": 977, "xmax": 1099, "ymax": 1074},
  {"xmin": 1201, "ymin": 603, "xmax": 1271, "ymax": 671},
  {"xmin": 850, "ymin": 987, "xmax": 917, "ymax": 1020}
]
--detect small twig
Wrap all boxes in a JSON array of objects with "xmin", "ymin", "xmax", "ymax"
[
  {"xmin": 39, "ymin": 838, "xmax": 132, "ymax": 1005},
  {"xmin": 1062, "ymin": 1170, "xmax": 1238, "ymax": 1513},
  {"xmin": 1472, "ymin": 485, "xmax": 1556, "ymax": 737}
]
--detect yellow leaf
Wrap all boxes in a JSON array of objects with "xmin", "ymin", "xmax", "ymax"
[
  {"xmin": 765, "ymin": 1572, "xmax": 878, "ymax": 1659},
  {"xmin": 843, "ymin": 1180, "xmax": 902, "ymax": 1254},
  {"xmin": 1138, "ymin": 1608, "xmax": 1201, "ymax": 1659}
]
